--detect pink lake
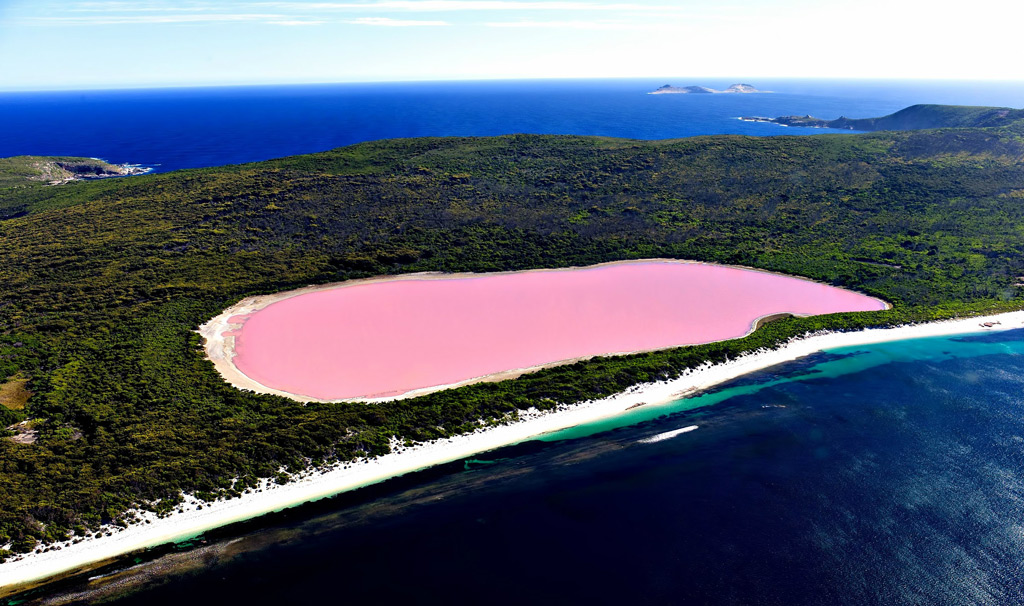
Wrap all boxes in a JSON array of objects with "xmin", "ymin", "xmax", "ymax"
[{"xmin": 229, "ymin": 261, "xmax": 887, "ymax": 401}]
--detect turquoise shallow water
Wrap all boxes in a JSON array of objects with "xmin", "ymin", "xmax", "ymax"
[
  {"xmin": 16, "ymin": 328, "xmax": 1024, "ymax": 605},
  {"xmin": 543, "ymin": 329, "xmax": 1024, "ymax": 441}
]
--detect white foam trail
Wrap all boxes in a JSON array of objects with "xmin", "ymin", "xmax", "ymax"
[{"xmin": 638, "ymin": 425, "xmax": 699, "ymax": 444}]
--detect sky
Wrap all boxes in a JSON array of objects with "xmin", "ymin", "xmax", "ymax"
[{"xmin": 1, "ymin": 0, "xmax": 1022, "ymax": 91}]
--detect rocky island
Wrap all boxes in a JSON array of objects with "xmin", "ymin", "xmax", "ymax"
[{"xmin": 650, "ymin": 83, "xmax": 764, "ymax": 94}]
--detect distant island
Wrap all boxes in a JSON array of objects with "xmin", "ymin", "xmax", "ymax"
[
  {"xmin": 740, "ymin": 104, "xmax": 1024, "ymax": 131},
  {"xmin": 650, "ymin": 83, "xmax": 765, "ymax": 95}
]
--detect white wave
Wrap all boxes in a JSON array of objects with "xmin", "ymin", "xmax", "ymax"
[{"xmin": 638, "ymin": 425, "xmax": 699, "ymax": 444}]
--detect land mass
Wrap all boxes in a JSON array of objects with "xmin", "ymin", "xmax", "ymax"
[
  {"xmin": 741, "ymin": 103, "xmax": 1024, "ymax": 131},
  {"xmin": 2, "ymin": 104, "xmax": 1024, "ymax": 590},
  {"xmin": 0, "ymin": 156, "xmax": 149, "ymax": 188},
  {"xmin": 650, "ymin": 83, "xmax": 764, "ymax": 94},
  {"xmin": 0, "ymin": 156, "xmax": 152, "ymax": 220}
]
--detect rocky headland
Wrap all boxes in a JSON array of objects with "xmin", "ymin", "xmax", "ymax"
[{"xmin": 740, "ymin": 104, "xmax": 1024, "ymax": 131}]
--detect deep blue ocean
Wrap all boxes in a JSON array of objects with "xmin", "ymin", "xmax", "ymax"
[
  {"xmin": 3, "ymin": 78, "xmax": 1023, "ymax": 172},
  {"xmin": 6, "ymin": 79, "xmax": 1024, "ymax": 605}
]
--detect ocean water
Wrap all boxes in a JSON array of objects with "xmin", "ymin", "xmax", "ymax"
[
  {"xmin": 3, "ymin": 78, "xmax": 1024, "ymax": 172},
  {"xmin": 17, "ymin": 329, "xmax": 1024, "ymax": 605}
]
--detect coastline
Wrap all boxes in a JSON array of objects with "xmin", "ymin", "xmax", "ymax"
[
  {"xmin": 3, "ymin": 309, "xmax": 1022, "ymax": 591},
  {"xmin": 199, "ymin": 258, "xmax": 889, "ymax": 404}
]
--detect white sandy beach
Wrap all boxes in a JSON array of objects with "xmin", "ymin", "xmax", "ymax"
[{"xmin": 3, "ymin": 310, "xmax": 1023, "ymax": 590}]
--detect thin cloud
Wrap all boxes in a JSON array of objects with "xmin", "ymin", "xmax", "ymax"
[
  {"xmin": 257, "ymin": 1, "xmax": 695, "ymax": 12},
  {"xmin": 68, "ymin": 1, "xmax": 693, "ymax": 12},
  {"xmin": 484, "ymin": 19, "xmax": 680, "ymax": 30},
  {"xmin": 344, "ymin": 16, "xmax": 449, "ymax": 25},
  {"xmin": 25, "ymin": 11, "xmax": 445, "ymax": 27},
  {"xmin": 69, "ymin": 2, "xmax": 222, "ymax": 11},
  {"xmin": 26, "ymin": 13, "xmax": 287, "ymax": 25},
  {"xmin": 41, "ymin": 0, "xmax": 700, "ymax": 27},
  {"xmin": 266, "ymin": 19, "xmax": 327, "ymax": 25}
]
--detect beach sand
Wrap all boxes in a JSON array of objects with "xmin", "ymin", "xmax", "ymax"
[{"xmin": 2, "ymin": 309, "xmax": 1021, "ymax": 590}]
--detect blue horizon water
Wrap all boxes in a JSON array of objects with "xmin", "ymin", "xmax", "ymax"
[{"xmin": 4, "ymin": 78, "xmax": 1024, "ymax": 173}]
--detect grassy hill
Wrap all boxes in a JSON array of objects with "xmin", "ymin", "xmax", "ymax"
[
  {"xmin": 834, "ymin": 104, "xmax": 1024, "ymax": 131},
  {"xmin": 2, "ymin": 110, "xmax": 1024, "ymax": 559}
]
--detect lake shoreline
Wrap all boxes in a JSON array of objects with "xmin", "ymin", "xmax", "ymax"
[
  {"xmin": 199, "ymin": 258, "xmax": 888, "ymax": 403},
  {"xmin": 2, "ymin": 309, "xmax": 1021, "ymax": 591}
]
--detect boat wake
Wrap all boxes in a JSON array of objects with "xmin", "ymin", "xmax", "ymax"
[{"xmin": 637, "ymin": 426, "xmax": 699, "ymax": 444}]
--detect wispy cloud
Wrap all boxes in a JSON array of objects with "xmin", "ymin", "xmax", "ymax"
[
  {"xmin": 344, "ymin": 16, "xmax": 448, "ymax": 25},
  {"xmin": 257, "ymin": 1, "xmax": 692, "ymax": 11},
  {"xmin": 69, "ymin": 2, "xmax": 223, "ymax": 11},
  {"xmin": 266, "ymin": 19, "xmax": 327, "ymax": 25},
  {"xmin": 25, "ymin": 12, "xmax": 442, "ymax": 27},
  {"xmin": 30, "ymin": 0, "xmax": 696, "ymax": 27},
  {"xmin": 65, "ymin": 0, "xmax": 696, "ymax": 12},
  {"xmin": 484, "ymin": 19, "xmax": 680, "ymax": 31},
  {"xmin": 26, "ymin": 13, "xmax": 287, "ymax": 25}
]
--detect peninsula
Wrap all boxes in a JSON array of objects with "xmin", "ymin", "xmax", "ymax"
[
  {"xmin": 649, "ymin": 83, "xmax": 764, "ymax": 94},
  {"xmin": 0, "ymin": 155, "xmax": 150, "ymax": 188},
  {"xmin": 740, "ymin": 103, "xmax": 1024, "ymax": 131}
]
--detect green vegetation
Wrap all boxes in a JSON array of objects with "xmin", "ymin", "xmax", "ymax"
[
  {"xmin": 0, "ymin": 155, "xmax": 129, "ymax": 187},
  {"xmin": 1, "ymin": 110, "xmax": 1024, "ymax": 560},
  {"xmin": 751, "ymin": 103, "xmax": 1024, "ymax": 132},
  {"xmin": 0, "ymin": 155, "xmax": 142, "ymax": 220},
  {"xmin": 837, "ymin": 104, "xmax": 1024, "ymax": 131}
]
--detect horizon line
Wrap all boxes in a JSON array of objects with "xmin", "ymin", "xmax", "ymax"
[{"xmin": 4, "ymin": 75, "xmax": 1024, "ymax": 94}]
